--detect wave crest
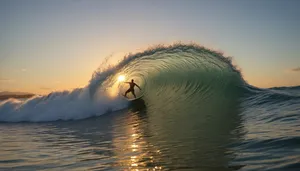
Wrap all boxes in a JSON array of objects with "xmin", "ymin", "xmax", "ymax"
[{"xmin": 0, "ymin": 43, "xmax": 246, "ymax": 122}]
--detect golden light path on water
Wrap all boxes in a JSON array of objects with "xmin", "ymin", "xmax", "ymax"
[{"xmin": 112, "ymin": 110, "xmax": 163, "ymax": 170}]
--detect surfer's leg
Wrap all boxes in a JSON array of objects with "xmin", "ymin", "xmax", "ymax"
[
  {"xmin": 132, "ymin": 90, "xmax": 136, "ymax": 98},
  {"xmin": 125, "ymin": 89, "xmax": 131, "ymax": 97}
]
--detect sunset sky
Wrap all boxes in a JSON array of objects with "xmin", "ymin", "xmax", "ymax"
[{"xmin": 1, "ymin": 0, "xmax": 299, "ymax": 94}]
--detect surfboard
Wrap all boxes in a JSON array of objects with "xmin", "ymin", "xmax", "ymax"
[{"xmin": 122, "ymin": 94, "xmax": 143, "ymax": 101}]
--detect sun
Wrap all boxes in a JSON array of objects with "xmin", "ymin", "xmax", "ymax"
[{"xmin": 117, "ymin": 75, "xmax": 125, "ymax": 82}]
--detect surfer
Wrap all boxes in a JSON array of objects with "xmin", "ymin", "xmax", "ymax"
[{"xmin": 124, "ymin": 79, "xmax": 141, "ymax": 98}]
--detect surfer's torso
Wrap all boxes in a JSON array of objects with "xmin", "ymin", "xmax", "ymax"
[{"xmin": 129, "ymin": 82, "xmax": 135, "ymax": 90}]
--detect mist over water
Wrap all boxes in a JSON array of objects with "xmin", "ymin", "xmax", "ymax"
[{"xmin": 0, "ymin": 43, "xmax": 299, "ymax": 170}]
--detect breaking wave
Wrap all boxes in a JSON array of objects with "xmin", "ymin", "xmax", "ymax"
[{"xmin": 0, "ymin": 43, "xmax": 282, "ymax": 122}]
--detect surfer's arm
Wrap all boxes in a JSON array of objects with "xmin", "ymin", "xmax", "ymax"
[{"xmin": 135, "ymin": 84, "xmax": 141, "ymax": 90}]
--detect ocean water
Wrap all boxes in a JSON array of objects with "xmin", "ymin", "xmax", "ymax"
[{"xmin": 0, "ymin": 44, "xmax": 299, "ymax": 171}]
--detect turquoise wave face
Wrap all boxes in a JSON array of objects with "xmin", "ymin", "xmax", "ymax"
[{"xmin": 92, "ymin": 43, "xmax": 246, "ymax": 111}]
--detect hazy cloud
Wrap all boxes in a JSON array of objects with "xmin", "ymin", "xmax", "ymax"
[
  {"xmin": 21, "ymin": 68, "xmax": 27, "ymax": 72},
  {"xmin": 291, "ymin": 67, "xmax": 300, "ymax": 72}
]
